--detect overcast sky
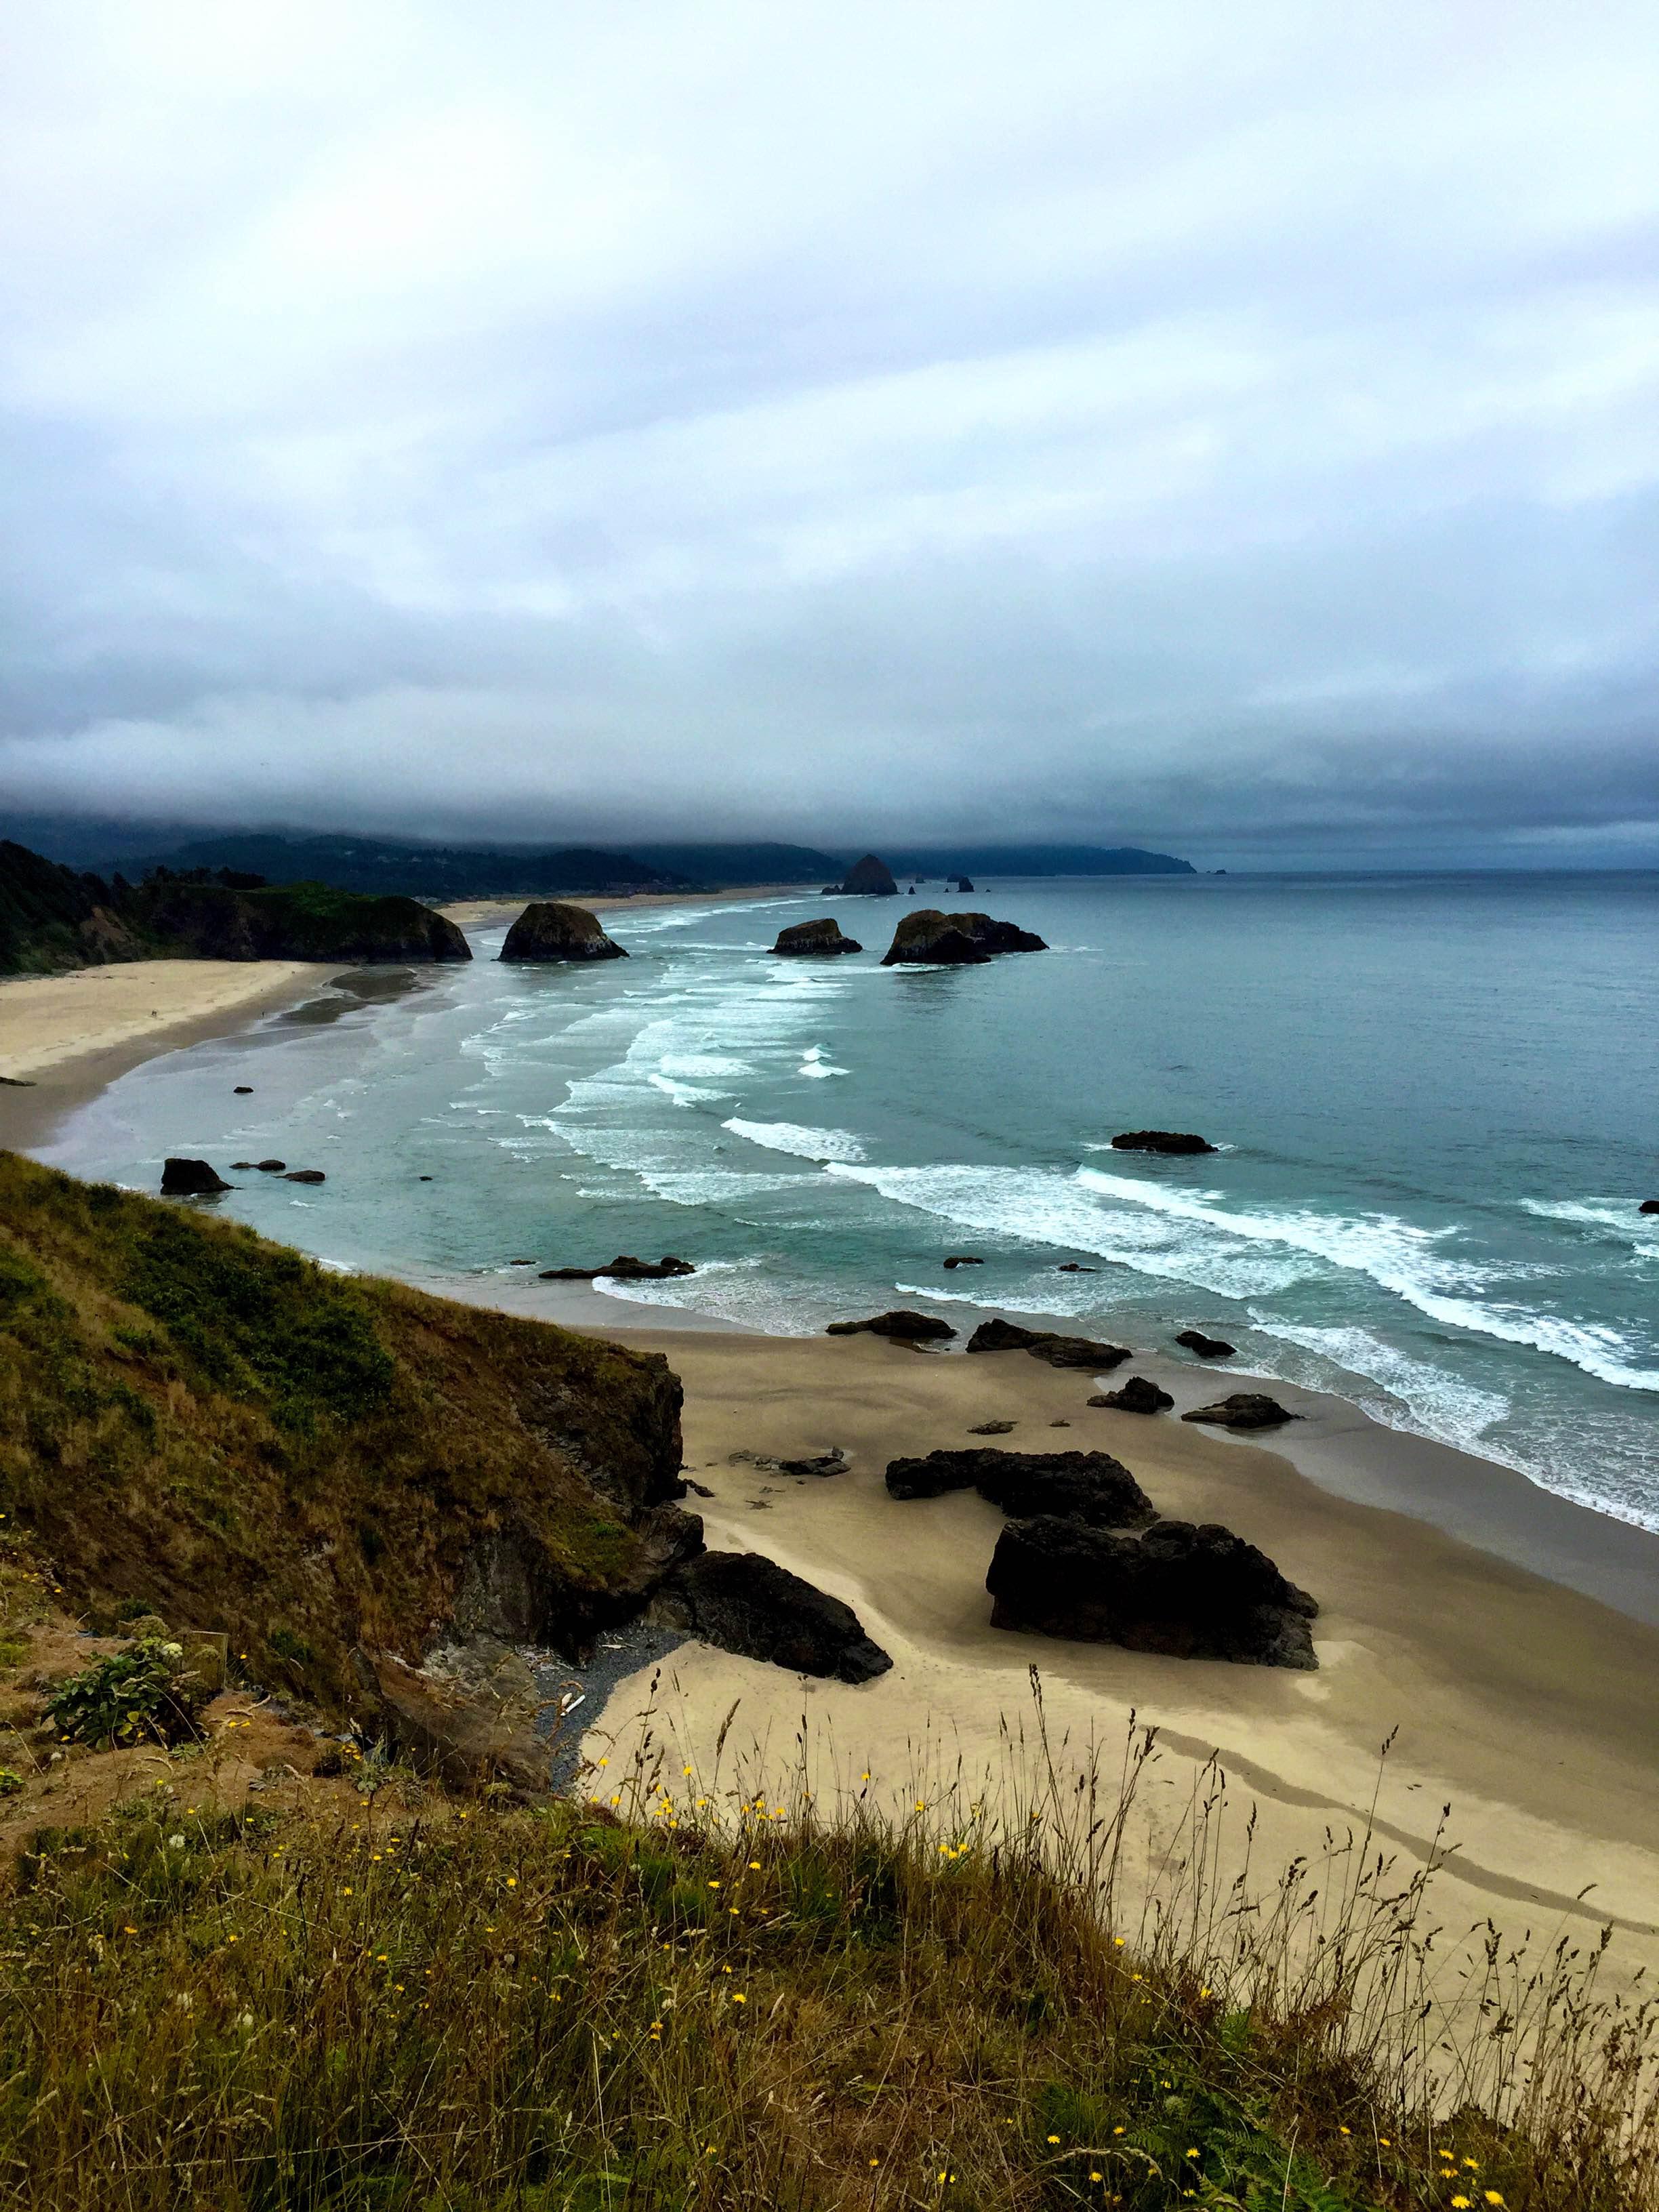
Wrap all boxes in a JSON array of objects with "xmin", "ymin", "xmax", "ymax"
[{"xmin": 2, "ymin": 3, "xmax": 1657, "ymax": 867}]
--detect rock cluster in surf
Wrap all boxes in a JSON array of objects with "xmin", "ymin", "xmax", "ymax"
[{"xmin": 880, "ymin": 909, "xmax": 1048, "ymax": 965}]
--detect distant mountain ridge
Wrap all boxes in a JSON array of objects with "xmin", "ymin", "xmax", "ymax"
[
  {"xmin": 96, "ymin": 834, "xmax": 695, "ymax": 901},
  {"xmin": 880, "ymin": 844, "xmax": 1195, "ymax": 878}
]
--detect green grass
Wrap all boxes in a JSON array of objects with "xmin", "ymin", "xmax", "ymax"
[
  {"xmin": 1, "ymin": 1763, "xmax": 1652, "ymax": 2212},
  {"xmin": 0, "ymin": 1152, "xmax": 685, "ymax": 1711}
]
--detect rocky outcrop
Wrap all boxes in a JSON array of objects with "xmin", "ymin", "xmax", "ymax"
[
  {"xmin": 655, "ymin": 1551, "xmax": 891, "ymax": 1681},
  {"xmin": 772, "ymin": 918, "xmax": 863, "ymax": 956},
  {"xmin": 161, "ymin": 1158, "xmax": 230, "ymax": 1196},
  {"xmin": 361, "ymin": 1644, "xmax": 550, "ymax": 1795},
  {"xmin": 882, "ymin": 909, "xmax": 1048, "ymax": 964},
  {"xmin": 886, "ymin": 1446, "xmax": 1156, "ymax": 1528},
  {"xmin": 966, "ymin": 1317, "xmax": 1131, "ymax": 1369},
  {"xmin": 1176, "ymin": 1330, "xmax": 1236, "ymax": 1357},
  {"xmin": 538, "ymin": 1255, "xmax": 695, "ymax": 1282},
  {"xmin": 824, "ymin": 855, "xmax": 899, "ymax": 897},
  {"xmin": 283, "ymin": 1169, "xmax": 326, "ymax": 1185},
  {"xmin": 134, "ymin": 876, "xmax": 472, "ymax": 963},
  {"xmin": 1088, "ymin": 1375, "xmax": 1174, "ymax": 1415},
  {"xmin": 985, "ymin": 1515, "xmax": 1318, "ymax": 1668},
  {"xmin": 954, "ymin": 876, "xmax": 975, "ymax": 892},
  {"xmin": 943, "ymin": 1254, "xmax": 983, "ymax": 1268},
  {"xmin": 825, "ymin": 1310, "xmax": 956, "ymax": 1341},
  {"xmin": 500, "ymin": 902, "xmax": 627, "ymax": 962},
  {"xmin": 1181, "ymin": 1393, "xmax": 1296, "ymax": 1430},
  {"xmin": 1110, "ymin": 1130, "xmax": 1216, "ymax": 1155}
]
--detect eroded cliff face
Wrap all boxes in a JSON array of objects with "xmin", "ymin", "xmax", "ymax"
[{"xmin": 0, "ymin": 1153, "xmax": 692, "ymax": 1719}]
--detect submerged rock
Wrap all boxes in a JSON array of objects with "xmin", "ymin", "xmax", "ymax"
[
  {"xmin": 539, "ymin": 1254, "xmax": 695, "ymax": 1282},
  {"xmin": 161, "ymin": 1157, "xmax": 230, "ymax": 1196},
  {"xmin": 943, "ymin": 1254, "xmax": 984, "ymax": 1268},
  {"xmin": 255, "ymin": 1159, "xmax": 287, "ymax": 1172},
  {"xmin": 1176, "ymin": 1329, "xmax": 1236, "ymax": 1358},
  {"xmin": 1088, "ymin": 1375, "xmax": 1174, "ymax": 1415},
  {"xmin": 1182, "ymin": 1393, "xmax": 1296, "ymax": 1429},
  {"xmin": 884, "ymin": 1447, "xmax": 1155, "ymax": 1528},
  {"xmin": 986, "ymin": 1515, "xmax": 1317, "ymax": 1667},
  {"xmin": 882, "ymin": 909, "xmax": 1047, "ymax": 964},
  {"xmin": 283, "ymin": 1169, "xmax": 326, "ymax": 1185},
  {"xmin": 1109, "ymin": 1130, "xmax": 1216, "ymax": 1155},
  {"xmin": 825, "ymin": 854, "xmax": 899, "ymax": 897},
  {"xmin": 965, "ymin": 1317, "xmax": 1131, "ymax": 1369},
  {"xmin": 826, "ymin": 1309, "xmax": 956, "ymax": 1341},
  {"xmin": 1642, "ymin": 1200, "xmax": 1659, "ymax": 1215},
  {"xmin": 772, "ymin": 917, "xmax": 863, "ymax": 956},
  {"xmin": 500, "ymin": 901, "xmax": 628, "ymax": 962},
  {"xmin": 656, "ymin": 1551, "xmax": 891, "ymax": 1681}
]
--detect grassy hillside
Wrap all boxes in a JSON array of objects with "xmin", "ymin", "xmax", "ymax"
[
  {"xmin": 0, "ymin": 1152, "xmax": 684, "ymax": 1711},
  {"xmin": 102, "ymin": 832, "xmax": 695, "ymax": 901},
  {"xmin": 0, "ymin": 838, "xmax": 151, "ymax": 973}
]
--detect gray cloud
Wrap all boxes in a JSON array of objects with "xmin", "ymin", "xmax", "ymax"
[{"xmin": 1, "ymin": 1, "xmax": 1656, "ymax": 865}]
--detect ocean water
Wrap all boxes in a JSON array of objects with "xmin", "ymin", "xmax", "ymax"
[{"xmin": 36, "ymin": 874, "xmax": 1659, "ymax": 1530}]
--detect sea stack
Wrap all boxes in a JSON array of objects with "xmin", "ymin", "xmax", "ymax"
[
  {"xmin": 499, "ymin": 902, "xmax": 628, "ymax": 962},
  {"xmin": 882, "ymin": 909, "xmax": 1048, "ymax": 964},
  {"xmin": 771, "ymin": 918, "xmax": 863, "ymax": 956},
  {"xmin": 824, "ymin": 855, "xmax": 899, "ymax": 897}
]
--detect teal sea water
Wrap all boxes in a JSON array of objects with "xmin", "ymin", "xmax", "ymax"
[{"xmin": 37, "ymin": 874, "xmax": 1659, "ymax": 1530}]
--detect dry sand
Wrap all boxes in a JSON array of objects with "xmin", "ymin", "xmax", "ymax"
[{"xmin": 577, "ymin": 1327, "xmax": 1659, "ymax": 1990}]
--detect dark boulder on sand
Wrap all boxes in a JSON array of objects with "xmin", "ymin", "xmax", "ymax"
[
  {"xmin": 1110, "ymin": 1130, "xmax": 1216, "ymax": 1155},
  {"xmin": 986, "ymin": 1515, "xmax": 1318, "ymax": 1668},
  {"xmin": 772, "ymin": 918, "xmax": 863, "ymax": 956},
  {"xmin": 539, "ymin": 1254, "xmax": 695, "ymax": 1282},
  {"xmin": 825, "ymin": 855, "xmax": 899, "ymax": 897},
  {"xmin": 882, "ymin": 909, "xmax": 1047, "ymax": 965},
  {"xmin": 826, "ymin": 1309, "xmax": 956, "ymax": 1342},
  {"xmin": 1176, "ymin": 1329, "xmax": 1236, "ymax": 1358},
  {"xmin": 1088, "ymin": 1375, "xmax": 1174, "ymax": 1415},
  {"xmin": 886, "ymin": 1446, "xmax": 1155, "ymax": 1528},
  {"xmin": 161, "ymin": 1157, "xmax": 230, "ymax": 1196},
  {"xmin": 1182, "ymin": 1392, "xmax": 1296, "ymax": 1430},
  {"xmin": 966, "ymin": 1317, "xmax": 1131, "ymax": 1370},
  {"xmin": 500, "ymin": 901, "xmax": 627, "ymax": 962},
  {"xmin": 656, "ymin": 1551, "xmax": 891, "ymax": 1682}
]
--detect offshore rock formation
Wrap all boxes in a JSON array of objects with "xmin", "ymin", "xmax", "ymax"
[
  {"xmin": 1182, "ymin": 1393, "xmax": 1296, "ymax": 1429},
  {"xmin": 1110, "ymin": 1130, "xmax": 1216, "ymax": 1155},
  {"xmin": 986, "ymin": 1515, "xmax": 1319, "ymax": 1668},
  {"xmin": 655, "ymin": 1551, "xmax": 892, "ymax": 1681},
  {"xmin": 884, "ymin": 1446, "xmax": 1155, "ymax": 1528},
  {"xmin": 826, "ymin": 1309, "xmax": 956, "ymax": 1342},
  {"xmin": 966, "ymin": 1317, "xmax": 1132, "ymax": 1370},
  {"xmin": 160, "ymin": 1158, "xmax": 231, "ymax": 1196},
  {"xmin": 500, "ymin": 902, "xmax": 627, "ymax": 962},
  {"xmin": 882, "ymin": 909, "xmax": 1048, "ymax": 964},
  {"xmin": 771, "ymin": 918, "xmax": 863, "ymax": 956},
  {"xmin": 824, "ymin": 855, "xmax": 899, "ymax": 897},
  {"xmin": 539, "ymin": 1255, "xmax": 695, "ymax": 1282},
  {"xmin": 1176, "ymin": 1329, "xmax": 1236, "ymax": 1358}
]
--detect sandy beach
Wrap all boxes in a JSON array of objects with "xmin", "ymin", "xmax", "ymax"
[{"xmin": 568, "ymin": 1324, "xmax": 1659, "ymax": 1993}]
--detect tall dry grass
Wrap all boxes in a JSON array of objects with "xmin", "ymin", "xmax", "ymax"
[{"xmin": 2, "ymin": 1671, "xmax": 1653, "ymax": 2211}]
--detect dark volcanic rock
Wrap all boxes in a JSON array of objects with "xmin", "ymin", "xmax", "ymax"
[
  {"xmin": 884, "ymin": 1447, "xmax": 1156, "ymax": 1528},
  {"xmin": 1057, "ymin": 1262, "xmax": 1097, "ymax": 1272},
  {"xmin": 233, "ymin": 1085, "xmax": 253, "ymax": 1094},
  {"xmin": 255, "ymin": 1159, "xmax": 287, "ymax": 1172},
  {"xmin": 1642, "ymin": 1200, "xmax": 1659, "ymax": 1215},
  {"xmin": 965, "ymin": 1317, "xmax": 1131, "ymax": 1369},
  {"xmin": 826, "ymin": 854, "xmax": 899, "ymax": 897},
  {"xmin": 943, "ymin": 1254, "xmax": 983, "ymax": 1267},
  {"xmin": 987, "ymin": 1515, "xmax": 1317, "ymax": 1666},
  {"xmin": 1110, "ymin": 1130, "xmax": 1216, "ymax": 1155},
  {"xmin": 1182, "ymin": 1393, "xmax": 1296, "ymax": 1430},
  {"xmin": 161, "ymin": 1157, "xmax": 230, "ymax": 1196},
  {"xmin": 539, "ymin": 1254, "xmax": 695, "ymax": 1282},
  {"xmin": 283, "ymin": 1169, "xmax": 326, "ymax": 1185},
  {"xmin": 968, "ymin": 1419, "xmax": 1016, "ymax": 1435},
  {"xmin": 825, "ymin": 1309, "xmax": 956, "ymax": 1341},
  {"xmin": 955, "ymin": 876, "xmax": 975, "ymax": 892},
  {"xmin": 1088, "ymin": 1375, "xmax": 1174, "ymax": 1414},
  {"xmin": 1176, "ymin": 1329, "xmax": 1236, "ymax": 1358},
  {"xmin": 773, "ymin": 917, "xmax": 863, "ymax": 956},
  {"xmin": 657, "ymin": 1551, "xmax": 891, "ymax": 1681},
  {"xmin": 777, "ymin": 1449, "xmax": 850, "ymax": 1477},
  {"xmin": 882, "ymin": 909, "xmax": 1047, "ymax": 964},
  {"xmin": 500, "ymin": 901, "xmax": 627, "ymax": 962}
]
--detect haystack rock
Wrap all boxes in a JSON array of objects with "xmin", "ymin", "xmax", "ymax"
[
  {"xmin": 825, "ymin": 1309, "xmax": 956, "ymax": 1342},
  {"xmin": 161, "ymin": 1157, "xmax": 230, "ymax": 1196},
  {"xmin": 499, "ymin": 902, "xmax": 628, "ymax": 962},
  {"xmin": 1110, "ymin": 1130, "xmax": 1215, "ymax": 1155},
  {"xmin": 825, "ymin": 855, "xmax": 899, "ymax": 897},
  {"xmin": 884, "ymin": 1446, "xmax": 1155, "ymax": 1528},
  {"xmin": 1176, "ymin": 1329, "xmax": 1236, "ymax": 1358},
  {"xmin": 955, "ymin": 876, "xmax": 975, "ymax": 892},
  {"xmin": 772, "ymin": 918, "xmax": 863, "ymax": 956},
  {"xmin": 1182, "ymin": 1393, "xmax": 1296, "ymax": 1429},
  {"xmin": 987, "ymin": 1515, "xmax": 1317, "ymax": 1667},
  {"xmin": 882, "ymin": 909, "xmax": 1048, "ymax": 965}
]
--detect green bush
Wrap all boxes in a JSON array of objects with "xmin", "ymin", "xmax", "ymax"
[{"xmin": 45, "ymin": 1638, "xmax": 210, "ymax": 1748}]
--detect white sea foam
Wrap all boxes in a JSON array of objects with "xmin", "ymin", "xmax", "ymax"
[
  {"xmin": 798, "ymin": 1046, "xmax": 848, "ymax": 1079},
  {"xmin": 723, "ymin": 1119, "xmax": 867, "ymax": 1163},
  {"xmin": 1519, "ymin": 1198, "xmax": 1658, "ymax": 1236},
  {"xmin": 647, "ymin": 1073, "xmax": 729, "ymax": 1106},
  {"xmin": 1252, "ymin": 1318, "xmax": 1509, "ymax": 1448}
]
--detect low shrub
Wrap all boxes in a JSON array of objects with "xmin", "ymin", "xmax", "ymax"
[{"xmin": 44, "ymin": 1638, "xmax": 211, "ymax": 1748}]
